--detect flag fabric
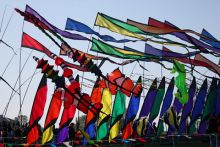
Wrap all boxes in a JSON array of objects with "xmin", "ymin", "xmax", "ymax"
[
  {"xmin": 194, "ymin": 54, "xmax": 220, "ymax": 76},
  {"xmin": 164, "ymin": 107, "xmax": 178, "ymax": 135},
  {"xmin": 42, "ymin": 89, "xmax": 62, "ymax": 144},
  {"xmin": 25, "ymin": 5, "xmax": 88, "ymax": 41},
  {"xmin": 157, "ymin": 77, "xmax": 174, "ymax": 136},
  {"xmin": 91, "ymin": 38, "xmax": 147, "ymax": 60},
  {"xmin": 65, "ymin": 18, "xmax": 136, "ymax": 43},
  {"xmin": 27, "ymin": 74, "xmax": 48, "ymax": 144},
  {"xmin": 214, "ymin": 81, "xmax": 220, "ymax": 116},
  {"xmin": 109, "ymin": 90, "xmax": 126, "ymax": 141},
  {"xmin": 96, "ymin": 88, "xmax": 112, "ymax": 141},
  {"xmin": 122, "ymin": 77, "xmax": 142, "ymax": 139},
  {"xmin": 189, "ymin": 79, "xmax": 208, "ymax": 134},
  {"xmin": 21, "ymin": 32, "xmax": 89, "ymax": 72},
  {"xmin": 42, "ymin": 125, "xmax": 54, "ymax": 144},
  {"xmin": 200, "ymin": 29, "xmax": 220, "ymax": 48},
  {"xmin": 147, "ymin": 77, "xmax": 165, "ymax": 135},
  {"xmin": 198, "ymin": 78, "xmax": 218, "ymax": 134},
  {"xmin": 83, "ymin": 80, "xmax": 103, "ymax": 145},
  {"xmin": 178, "ymin": 77, "xmax": 196, "ymax": 135},
  {"xmin": 95, "ymin": 13, "xmax": 145, "ymax": 40},
  {"xmin": 145, "ymin": 43, "xmax": 199, "ymax": 58},
  {"xmin": 139, "ymin": 78, "xmax": 157, "ymax": 118},
  {"xmin": 148, "ymin": 18, "xmax": 220, "ymax": 54},
  {"xmin": 57, "ymin": 105, "xmax": 76, "ymax": 143}
]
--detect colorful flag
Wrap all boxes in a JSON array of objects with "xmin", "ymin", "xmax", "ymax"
[
  {"xmin": 198, "ymin": 78, "xmax": 218, "ymax": 134},
  {"xmin": 109, "ymin": 90, "xmax": 126, "ymax": 141},
  {"xmin": 139, "ymin": 78, "xmax": 157, "ymax": 118},
  {"xmin": 122, "ymin": 77, "xmax": 142, "ymax": 139},
  {"xmin": 148, "ymin": 18, "xmax": 220, "ymax": 53},
  {"xmin": 96, "ymin": 88, "xmax": 112, "ymax": 141},
  {"xmin": 147, "ymin": 77, "xmax": 165, "ymax": 135},
  {"xmin": 200, "ymin": 29, "xmax": 220, "ymax": 48},
  {"xmin": 21, "ymin": 32, "xmax": 89, "ymax": 72},
  {"xmin": 189, "ymin": 79, "xmax": 207, "ymax": 135},
  {"xmin": 95, "ymin": 13, "xmax": 145, "ymax": 40},
  {"xmin": 57, "ymin": 105, "xmax": 76, "ymax": 143},
  {"xmin": 84, "ymin": 80, "xmax": 103, "ymax": 144},
  {"xmin": 42, "ymin": 89, "xmax": 62, "ymax": 144},
  {"xmin": 65, "ymin": 18, "xmax": 136, "ymax": 43},
  {"xmin": 178, "ymin": 77, "xmax": 196, "ymax": 135},
  {"xmin": 157, "ymin": 77, "xmax": 174, "ymax": 136},
  {"xmin": 25, "ymin": 5, "xmax": 88, "ymax": 41},
  {"xmin": 27, "ymin": 74, "xmax": 48, "ymax": 144}
]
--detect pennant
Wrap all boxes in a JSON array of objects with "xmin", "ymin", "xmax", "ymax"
[
  {"xmin": 171, "ymin": 60, "xmax": 189, "ymax": 104},
  {"xmin": 91, "ymin": 38, "xmax": 147, "ymax": 60},
  {"xmin": 139, "ymin": 78, "xmax": 157, "ymax": 118},
  {"xmin": 200, "ymin": 29, "xmax": 220, "ymax": 48},
  {"xmin": 84, "ymin": 80, "xmax": 103, "ymax": 145},
  {"xmin": 42, "ymin": 89, "xmax": 62, "ymax": 144},
  {"xmin": 80, "ymin": 129, "xmax": 96, "ymax": 145},
  {"xmin": 147, "ymin": 77, "xmax": 166, "ymax": 135},
  {"xmin": 189, "ymin": 79, "xmax": 207, "ymax": 134},
  {"xmin": 122, "ymin": 77, "xmax": 142, "ymax": 139},
  {"xmin": 27, "ymin": 74, "xmax": 47, "ymax": 144},
  {"xmin": 198, "ymin": 78, "xmax": 218, "ymax": 134},
  {"xmin": 42, "ymin": 125, "xmax": 54, "ymax": 144},
  {"xmin": 24, "ymin": 5, "xmax": 88, "ymax": 41},
  {"xmin": 57, "ymin": 105, "xmax": 76, "ymax": 143},
  {"xmin": 109, "ymin": 90, "xmax": 126, "ymax": 141},
  {"xmin": 95, "ymin": 13, "xmax": 145, "ymax": 40},
  {"xmin": 157, "ymin": 77, "xmax": 174, "ymax": 136},
  {"xmin": 194, "ymin": 54, "xmax": 220, "ymax": 76},
  {"xmin": 65, "ymin": 18, "xmax": 136, "ymax": 43},
  {"xmin": 164, "ymin": 107, "xmax": 178, "ymax": 134},
  {"xmin": 214, "ymin": 80, "xmax": 220, "ymax": 116},
  {"xmin": 96, "ymin": 88, "xmax": 112, "ymax": 141},
  {"xmin": 21, "ymin": 32, "xmax": 89, "ymax": 72},
  {"xmin": 178, "ymin": 77, "xmax": 196, "ymax": 135},
  {"xmin": 145, "ymin": 43, "xmax": 199, "ymax": 58},
  {"xmin": 148, "ymin": 18, "xmax": 216, "ymax": 53}
]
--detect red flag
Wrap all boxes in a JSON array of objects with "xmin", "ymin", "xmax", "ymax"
[
  {"xmin": 43, "ymin": 89, "xmax": 62, "ymax": 129},
  {"xmin": 27, "ymin": 74, "xmax": 47, "ymax": 144}
]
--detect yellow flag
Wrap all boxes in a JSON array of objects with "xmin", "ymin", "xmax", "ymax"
[
  {"xmin": 95, "ymin": 13, "xmax": 145, "ymax": 40},
  {"xmin": 42, "ymin": 125, "xmax": 54, "ymax": 144},
  {"xmin": 109, "ymin": 121, "xmax": 120, "ymax": 142}
]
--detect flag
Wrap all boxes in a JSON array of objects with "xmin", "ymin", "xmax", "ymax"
[
  {"xmin": 157, "ymin": 77, "xmax": 174, "ymax": 136},
  {"xmin": 148, "ymin": 18, "xmax": 220, "ymax": 54},
  {"xmin": 122, "ymin": 77, "xmax": 142, "ymax": 139},
  {"xmin": 21, "ymin": 32, "xmax": 89, "ymax": 72},
  {"xmin": 200, "ymin": 29, "xmax": 220, "ymax": 48},
  {"xmin": 95, "ymin": 13, "xmax": 145, "ymax": 40},
  {"xmin": 109, "ymin": 90, "xmax": 126, "ymax": 141},
  {"xmin": 57, "ymin": 105, "xmax": 76, "ymax": 143},
  {"xmin": 42, "ymin": 89, "xmax": 62, "ymax": 144},
  {"xmin": 91, "ymin": 38, "xmax": 147, "ymax": 60},
  {"xmin": 24, "ymin": 5, "xmax": 88, "ymax": 41},
  {"xmin": 178, "ymin": 77, "xmax": 196, "ymax": 135},
  {"xmin": 198, "ymin": 78, "xmax": 218, "ymax": 134},
  {"xmin": 27, "ymin": 74, "xmax": 48, "ymax": 144},
  {"xmin": 65, "ymin": 18, "xmax": 136, "ymax": 43},
  {"xmin": 139, "ymin": 78, "xmax": 157, "ymax": 118},
  {"xmin": 84, "ymin": 80, "xmax": 103, "ymax": 145},
  {"xmin": 189, "ymin": 79, "xmax": 207, "ymax": 134},
  {"xmin": 147, "ymin": 77, "xmax": 166, "ymax": 135},
  {"xmin": 96, "ymin": 88, "xmax": 112, "ymax": 141}
]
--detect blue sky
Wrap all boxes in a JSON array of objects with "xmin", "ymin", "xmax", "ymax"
[{"xmin": 0, "ymin": 0, "xmax": 220, "ymax": 126}]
